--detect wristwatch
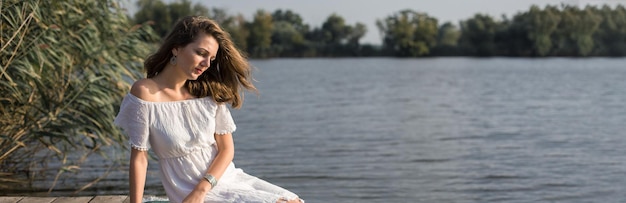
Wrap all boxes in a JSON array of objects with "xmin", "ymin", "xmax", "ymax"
[{"xmin": 203, "ymin": 174, "xmax": 218, "ymax": 188}]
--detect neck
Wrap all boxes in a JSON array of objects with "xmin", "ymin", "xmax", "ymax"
[{"xmin": 153, "ymin": 64, "xmax": 188, "ymax": 92}]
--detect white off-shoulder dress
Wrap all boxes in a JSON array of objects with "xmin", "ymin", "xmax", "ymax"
[{"xmin": 114, "ymin": 94, "xmax": 301, "ymax": 203}]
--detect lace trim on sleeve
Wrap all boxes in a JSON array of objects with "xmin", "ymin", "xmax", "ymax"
[
  {"xmin": 130, "ymin": 143, "xmax": 149, "ymax": 151},
  {"xmin": 215, "ymin": 129, "xmax": 234, "ymax": 135}
]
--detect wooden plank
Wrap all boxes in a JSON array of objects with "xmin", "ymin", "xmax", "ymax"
[
  {"xmin": 0, "ymin": 196, "xmax": 135, "ymax": 203},
  {"xmin": 90, "ymin": 196, "xmax": 127, "ymax": 203},
  {"xmin": 51, "ymin": 197, "xmax": 93, "ymax": 203},
  {"xmin": 16, "ymin": 197, "xmax": 56, "ymax": 203},
  {"xmin": 0, "ymin": 197, "xmax": 24, "ymax": 203}
]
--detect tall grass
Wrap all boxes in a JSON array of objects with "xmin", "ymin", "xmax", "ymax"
[{"xmin": 1, "ymin": 0, "xmax": 157, "ymax": 192}]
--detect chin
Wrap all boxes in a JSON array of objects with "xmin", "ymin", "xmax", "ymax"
[{"xmin": 187, "ymin": 76, "xmax": 200, "ymax": 81}]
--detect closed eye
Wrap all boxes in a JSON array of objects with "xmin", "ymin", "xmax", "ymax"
[{"xmin": 197, "ymin": 51, "xmax": 209, "ymax": 57}]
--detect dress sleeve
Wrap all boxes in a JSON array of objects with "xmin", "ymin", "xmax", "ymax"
[
  {"xmin": 114, "ymin": 94, "xmax": 150, "ymax": 151},
  {"xmin": 215, "ymin": 103, "xmax": 236, "ymax": 135}
]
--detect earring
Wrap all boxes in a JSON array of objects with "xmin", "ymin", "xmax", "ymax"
[{"xmin": 169, "ymin": 56, "xmax": 177, "ymax": 65}]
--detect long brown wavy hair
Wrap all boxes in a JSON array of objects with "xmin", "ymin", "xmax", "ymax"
[{"xmin": 144, "ymin": 16, "xmax": 256, "ymax": 108}]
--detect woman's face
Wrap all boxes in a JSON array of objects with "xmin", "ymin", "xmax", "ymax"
[{"xmin": 172, "ymin": 32, "xmax": 219, "ymax": 80}]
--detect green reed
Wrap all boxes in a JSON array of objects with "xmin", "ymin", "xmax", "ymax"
[{"xmin": 0, "ymin": 0, "xmax": 157, "ymax": 193}]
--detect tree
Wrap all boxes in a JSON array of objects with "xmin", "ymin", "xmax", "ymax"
[
  {"xmin": 271, "ymin": 21, "xmax": 306, "ymax": 57},
  {"xmin": 437, "ymin": 22, "xmax": 461, "ymax": 47},
  {"xmin": 346, "ymin": 23, "xmax": 367, "ymax": 55},
  {"xmin": 304, "ymin": 13, "xmax": 367, "ymax": 56},
  {"xmin": 432, "ymin": 22, "xmax": 461, "ymax": 56},
  {"xmin": 270, "ymin": 10, "xmax": 310, "ymax": 57},
  {"xmin": 553, "ymin": 6, "xmax": 603, "ymax": 56},
  {"xmin": 459, "ymin": 14, "xmax": 500, "ymax": 56},
  {"xmin": 223, "ymin": 14, "xmax": 250, "ymax": 52},
  {"xmin": 133, "ymin": 0, "xmax": 170, "ymax": 37},
  {"xmin": 595, "ymin": 5, "xmax": 626, "ymax": 56},
  {"xmin": 206, "ymin": 8, "xmax": 249, "ymax": 51},
  {"xmin": 169, "ymin": 0, "xmax": 209, "ymax": 23},
  {"xmin": 526, "ymin": 5, "xmax": 561, "ymax": 56},
  {"xmin": 321, "ymin": 14, "xmax": 351, "ymax": 45},
  {"xmin": 505, "ymin": 11, "xmax": 534, "ymax": 56},
  {"xmin": 1, "ymin": 0, "xmax": 155, "ymax": 192},
  {"xmin": 133, "ymin": 0, "xmax": 209, "ymax": 37},
  {"xmin": 315, "ymin": 14, "xmax": 349, "ymax": 56},
  {"xmin": 272, "ymin": 9, "xmax": 310, "ymax": 35},
  {"xmin": 247, "ymin": 10, "xmax": 273, "ymax": 58},
  {"xmin": 377, "ymin": 9, "xmax": 439, "ymax": 57}
]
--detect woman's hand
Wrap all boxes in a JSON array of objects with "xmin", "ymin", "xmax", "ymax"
[
  {"xmin": 182, "ymin": 181, "xmax": 212, "ymax": 203},
  {"xmin": 182, "ymin": 187, "xmax": 210, "ymax": 203}
]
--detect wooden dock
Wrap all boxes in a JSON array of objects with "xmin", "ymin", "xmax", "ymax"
[
  {"xmin": 0, "ymin": 196, "xmax": 132, "ymax": 203},
  {"xmin": 0, "ymin": 195, "xmax": 170, "ymax": 203}
]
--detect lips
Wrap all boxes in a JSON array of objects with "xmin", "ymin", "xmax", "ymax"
[{"xmin": 194, "ymin": 68, "xmax": 204, "ymax": 74}]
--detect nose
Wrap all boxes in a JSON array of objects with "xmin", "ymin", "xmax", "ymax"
[{"xmin": 201, "ymin": 60, "xmax": 209, "ymax": 68}]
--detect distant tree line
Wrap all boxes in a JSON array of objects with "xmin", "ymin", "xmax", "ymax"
[{"xmin": 132, "ymin": 0, "xmax": 626, "ymax": 57}]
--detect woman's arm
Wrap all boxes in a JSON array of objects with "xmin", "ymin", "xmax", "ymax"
[
  {"xmin": 183, "ymin": 133, "xmax": 234, "ymax": 202},
  {"xmin": 129, "ymin": 148, "xmax": 149, "ymax": 203},
  {"xmin": 207, "ymin": 133, "xmax": 235, "ymax": 181}
]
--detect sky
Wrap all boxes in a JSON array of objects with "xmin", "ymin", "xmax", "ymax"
[{"xmin": 120, "ymin": 0, "xmax": 626, "ymax": 44}]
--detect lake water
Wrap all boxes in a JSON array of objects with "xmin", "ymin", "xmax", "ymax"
[{"xmin": 8, "ymin": 58, "xmax": 626, "ymax": 202}]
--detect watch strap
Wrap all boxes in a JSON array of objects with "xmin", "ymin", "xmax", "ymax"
[{"xmin": 203, "ymin": 174, "xmax": 218, "ymax": 188}]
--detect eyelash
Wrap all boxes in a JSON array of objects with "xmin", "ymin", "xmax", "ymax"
[{"xmin": 196, "ymin": 51, "xmax": 215, "ymax": 62}]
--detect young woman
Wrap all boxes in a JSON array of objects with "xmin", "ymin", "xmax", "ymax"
[{"xmin": 114, "ymin": 16, "xmax": 303, "ymax": 203}]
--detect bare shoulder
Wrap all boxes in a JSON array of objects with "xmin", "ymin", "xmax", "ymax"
[{"xmin": 130, "ymin": 78, "xmax": 159, "ymax": 101}]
